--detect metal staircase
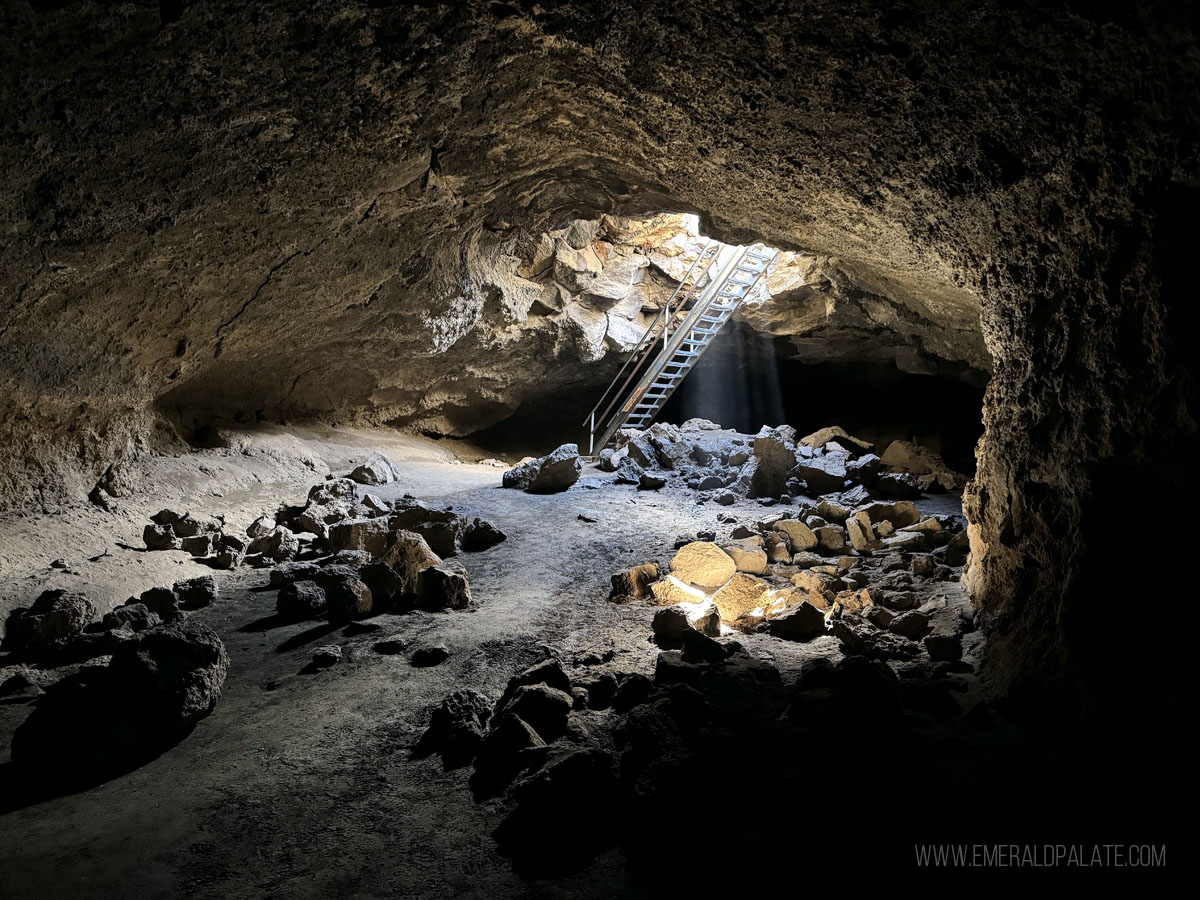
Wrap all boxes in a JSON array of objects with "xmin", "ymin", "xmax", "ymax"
[{"xmin": 583, "ymin": 241, "xmax": 779, "ymax": 454}]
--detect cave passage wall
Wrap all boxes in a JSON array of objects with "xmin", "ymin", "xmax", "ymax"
[{"xmin": 2, "ymin": 0, "xmax": 1199, "ymax": 718}]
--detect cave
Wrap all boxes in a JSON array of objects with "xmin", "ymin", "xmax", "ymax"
[{"xmin": 0, "ymin": 1, "xmax": 1190, "ymax": 895}]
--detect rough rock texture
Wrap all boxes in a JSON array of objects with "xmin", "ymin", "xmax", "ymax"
[
  {"xmin": 0, "ymin": 1, "xmax": 1197, "ymax": 741},
  {"xmin": 11, "ymin": 621, "xmax": 229, "ymax": 776}
]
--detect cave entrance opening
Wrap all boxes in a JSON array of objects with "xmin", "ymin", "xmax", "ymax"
[
  {"xmin": 469, "ymin": 210, "xmax": 986, "ymax": 484},
  {"xmin": 581, "ymin": 236, "xmax": 781, "ymax": 454}
]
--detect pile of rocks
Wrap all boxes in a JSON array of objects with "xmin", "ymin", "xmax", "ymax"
[
  {"xmin": 138, "ymin": 451, "xmax": 506, "ymax": 577},
  {"xmin": 2, "ymin": 574, "xmax": 220, "ymax": 667},
  {"xmin": 1, "ymin": 583, "xmax": 229, "ymax": 782},
  {"xmin": 610, "ymin": 495, "xmax": 972, "ymax": 662},
  {"xmin": 599, "ymin": 419, "xmax": 967, "ymax": 501},
  {"xmin": 268, "ymin": 497, "xmax": 505, "ymax": 624}
]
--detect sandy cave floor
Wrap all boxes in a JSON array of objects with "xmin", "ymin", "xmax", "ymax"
[{"xmin": 0, "ymin": 425, "xmax": 976, "ymax": 899}]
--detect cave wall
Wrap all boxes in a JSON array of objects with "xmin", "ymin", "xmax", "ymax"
[{"xmin": 2, "ymin": 0, "xmax": 1198, "ymax": 716}]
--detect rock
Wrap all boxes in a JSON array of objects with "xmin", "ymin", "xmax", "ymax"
[
  {"xmin": 830, "ymin": 616, "xmax": 923, "ymax": 661},
  {"xmin": 689, "ymin": 602, "xmax": 722, "ymax": 636},
  {"xmin": 669, "ymin": 542, "xmax": 736, "ymax": 593},
  {"xmin": 765, "ymin": 601, "xmax": 827, "ymax": 641},
  {"xmin": 713, "ymin": 490, "xmax": 736, "ymax": 506},
  {"xmin": 149, "ymin": 509, "xmax": 183, "ymax": 527},
  {"xmin": 790, "ymin": 550, "xmax": 824, "ymax": 568},
  {"xmin": 613, "ymin": 455, "xmax": 644, "ymax": 485},
  {"xmin": 462, "ymin": 517, "xmax": 506, "ymax": 551},
  {"xmin": 361, "ymin": 493, "xmax": 391, "ymax": 516},
  {"xmin": 102, "ymin": 603, "xmax": 161, "ymax": 632},
  {"xmin": 798, "ymin": 426, "xmax": 873, "ymax": 454},
  {"xmin": 846, "ymin": 513, "xmax": 875, "ymax": 551},
  {"xmin": 612, "ymin": 672, "xmax": 654, "ymax": 713},
  {"xmin": 575, "ymin": 672, "xmax": 618, "ymax": 710},
  {"xmin": 875, "ymin": 472, "xmax": 923, "ymax": 499},
  {"xmin": 598, "ymin": 448, "xmax": 616, "ymax": 471},
  {"xmin": 411, "ymin": 644, "xmax": 451, "ymax": 667},
  {"xmin": 772, "ymin": 519, "xmax": 817, "ymax": 553},
  {"xmin": 750, "ymin": 427, "xmax": 796, "ymax": 497},
  {"xmin": 816, "ymin": 498, "xmax": 852, "ymax": 522},
  {"xmin": 213, "ymin": 534, "xmax": 246, "ymax": 569},
  {"xmin": 865, "ymin": 606, "xmax": 897, "ymax": 629},
  {"xmin": 501, "ymin": 683, "xmax": 573, "ymax": 742},
  {"xmin": 3, "ymin": 590, "xmax": 96, "ymax": 652},
  {"xmin": 312, "ymin": 645, "xmax": 342, "ymax": 668},
  {"xmin": 502, "ymin": 443, "xmax": 582, "ymax": 493},
  {"xmin": 143, "ymin": 523, "xmax": 180, "ymax": 551},
  {"xmin": 638, "ymin": 471, "xmax": 666, "ymax": 490},
  {"xmin": 815, "ymin": 524, "xmax": 847, "ymax": 552},
  {"xmin": 350, "ymin": 450, "xmax": 399, "ymax": 486},
  {"xmin": 834, "ymin": 588, "xmax": 874, "ymax": 612},
  {"xmin": 608, "ymin": 561, "xmax": 659, "ymax": 603},
  {"xmin": 308, "ymin": 478, "xmax": 359, "ymax": 506},
  {"xmin": 418, "ymin": 563, "xmax": 472, "ymax": 610},
  {"xmin": 321, "ymin": 572, "xmax": 374, "ymax": 622},
  {"xmin": 247, "ymin": 515, "xmax": 275, "ymax": 538},
  {"xmin": 912, "ymin": 554, "xmax": 937, "ymax": 576},
  {"xmin": 720, "ymin": 538, "xmax": 768, "ymax": 575},
  {"xmin": 276, "ymin": 580, "xmax": 327, "ymax": 619},
  {"xmin": 389, "ymin": 503, "xmax": 468, "ymax": 557},
  {"xmin": 792, "ymin": 452, "xmax": 849, "ymax": 494},
  {"xmin": 901, "ymin": 516, "xmax": 943, "ymax": 534},
  {"xmin": 180, "ymin": 533, "xmax": 215, "ymax": 556},
  {"xmin": 860, "ymin": 500, "xmax": 921, "ymax": 528},
  {"xmin": 649, "ymin": 578, "xmax": 701, "ymax": 605},
  {"xmin": 12, "ymin": 621, "xmax": 228, "ymax": 777},
  {"xmin": 846, "ymin": 453, "xmax": 881, "ymax": 485},
  {"xmin": 888, "ymin": 609, "xmax": 930, "ymax": 639},
  {"xmin": 328, "ymin": 517, "xmax": 393, "ymax": 557},
  {"xmin": 270, "ymin": 561, "xmax": 320, "ymax": 586},
  {"xmin": 880, "ymin": 440, "xmax": 965, "ymax": 490},
  {"xmin": 360, "ymin": 531, "xmax": 441, "ymax": 605},
  {"xmin": 497, "ymin": 659, "xmax": 573, "ymax": 711},
  {"xmin": 174, "ymin": 575, "xmax": 218, "ymax": 610},
  {"xmin": 136, "ymin": 587, "xmax": 183, "ymax": 623},
  {"xmin": 883, "ymin": 531, "xmax": 927, "ymax": 552},
  {"xmin": 470, "ymin": 712, "xmax": 547, "ymax": 798},
  {"xmin": 652, "ymin": 606, "xmax": 691, "ymax": 646},
  {"xmin": 924, "ymin": 606, "xmax": 966, "ymax": 661},
  {"xmin": 764, "ymin": 531, "xmax": 791, "ymax": 563},
  {"xmin": 875, "ymin": 519, "xmax": 895, "ymax": 537},
  {"xmin": 416, "ymin": 689, "xmax": 492, "ymax": 768},
  {"xmin": 711, "ymin": 573, "xmax": 771, "ymax": 624}
]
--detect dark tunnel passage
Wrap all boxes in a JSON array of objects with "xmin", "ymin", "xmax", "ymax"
[{"xmin": 470, "ymin": 322, "xmax": 986, "ymax": 474}]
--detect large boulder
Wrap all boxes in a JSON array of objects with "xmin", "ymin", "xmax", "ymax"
[
  {"xmin": 773, "ymin": 518, "xmax": 818, "ymax": 552},
  {"xmin": 502, "ymin": 444, "xmax": 582, "ymax": 494},
  {"xmin": 750, "ymin": 426, "xmax": 796, "ymax": 497},
  {"xmin": 791, "ymin": 452, "xmax": 849, "ymax": 494},
  {"xmin": 415, "ymin": 689, "xmax": 493, "ymax": 769},
  {"xmin": 608, "ymin": 562, "xmax": 659, "ymax": 603},
  {"xmin": 462, "ymin": 517, "xmax": 507, "ymax": 552},
  {"xmin": 669, "ymin": 542, "xmax": 736, "ymax": 593},
  {"xmin": 798, "ymin": 426, "xmax": 873, "ymax": 454},
  {"xmin": 3, "ymin": 590, "xmax": 96, "ymax": 652},
  {"xmin": 765, "ymin": 601, "xmax": 827, "ymax": 641},
  {"xmin": 276, "ymin": 580, "xmax": 328, "ymax": 620},
  {"xmin": 328, "ymin": 516, "xmax": 394, "ymax": 557},
  {"xmin": 349, "ymin": 450, "xmax": 399, "ymax": 486},
  {"xmin": 11, "ymin": 621, "xmax": 229, "ymax": 779},
  {"xmin": 711, "ymin": 573, "xmax": 771, "ymax": 624},
  {"xmin": 174, "ymin": 575, "xmax": 218, "ymax": 610},
  {"xmin": 362, "ymin": 530, "xmax": 441, "ymax": 600}
]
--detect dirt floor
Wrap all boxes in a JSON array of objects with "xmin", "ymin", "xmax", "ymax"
[{"xmin": 0, "ymin": 425, "xmax": 976, "ymax": 899}]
